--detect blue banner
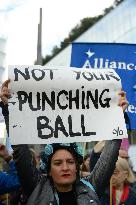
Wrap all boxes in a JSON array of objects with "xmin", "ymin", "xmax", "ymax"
[{"xmin": 70, "ymin": 43, "xmax": 136, "ymax": 130}]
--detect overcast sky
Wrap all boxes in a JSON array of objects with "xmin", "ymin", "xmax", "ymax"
[{"xmin": 0, "ymin": 0, "xmax": 115, "ymax": 68}]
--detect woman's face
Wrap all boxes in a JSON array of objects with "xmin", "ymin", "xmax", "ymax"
[
  {"xmin": 111, "ymin": 167, "xmax": 128, "ymax": 188},
  {"xmin": 50, "ymin": 149, "xmax": 77, "ymax": 191}
]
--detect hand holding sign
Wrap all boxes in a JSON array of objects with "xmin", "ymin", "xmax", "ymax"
[
  {"xmin": 118, "ymin": 90, "xmax": 128, "ymax": 113},
  {"xmin": 0, "ymin": 79, "xmax": 10, "ymax": 105}
]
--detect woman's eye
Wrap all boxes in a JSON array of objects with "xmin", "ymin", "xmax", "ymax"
[
  {"xmin": 54, "ymin": 162, "xmax": 61, "ymax": 166},
  {"xmin": 68, "ymin": 160, "xmax": 75, "ymax": 164}
]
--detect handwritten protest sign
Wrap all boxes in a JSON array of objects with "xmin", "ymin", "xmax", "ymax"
[{"xmin": 8, "ymin": 65, "xmax": 127, "ymax": 144}]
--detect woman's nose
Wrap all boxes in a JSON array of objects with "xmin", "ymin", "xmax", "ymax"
[{"xmin": 62, "ymin": 162, "xmax": 69, "ymax": 170}]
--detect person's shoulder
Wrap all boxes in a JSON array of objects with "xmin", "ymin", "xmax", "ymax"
[
  {"xmin": 0, "ymin": 170, "xmax": 9, "ymax": 182},
  {"xmin": 0, "ymin": 101, "xmax": 3, "ymax": 107},
  {"xmin": 130, "ymin": 181, "xmax": 136, "ymax": 190},
  {"xmin": 39, "ymin": 174, "xmax": 49, "ymax": 184},
  {"xmin": 129, "ymin": 186, "xmax": 136, "ymax": 200}
]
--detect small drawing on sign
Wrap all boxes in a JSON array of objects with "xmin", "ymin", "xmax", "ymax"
[{"xmin": 112, "ymin": 127, "xmax": 123, "ymax": 136}]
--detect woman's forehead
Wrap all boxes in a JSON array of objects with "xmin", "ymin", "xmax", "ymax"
[{"xmin": 52, "ymin": 149, "xmax": 74, "ymax": 160}]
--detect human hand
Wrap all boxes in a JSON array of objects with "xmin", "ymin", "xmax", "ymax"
[
  {"xmin": 118, "ymin": 91, "xmax": 128, "ymax": 113},
  {"xmin": 81, "ymin": 171, "xmax": 91, "ymax": 178},
  {"xmin": 0, "ymin": 144, "xmax": 12, "ymax": 162},
  {"xmin": 0, "ymin": 79, "xmax": 10, "ymax": 105},
  {"xmin": 93, "ymin": 140, "xmax": 105, "ymax": 153}
]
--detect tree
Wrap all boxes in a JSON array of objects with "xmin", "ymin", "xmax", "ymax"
[{"xmin": 114, "ymin": 0, "xmax": 124, "ymax": 6}]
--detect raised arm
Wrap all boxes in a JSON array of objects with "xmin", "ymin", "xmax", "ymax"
[
  {"xmin": 89, "ymin": 141, "xmax": 105, "ymax": 172},
  {"xmin": 89, "ymin": 91, "xmax": 128, "ymax": 197},
  {"xmin": 89, "ymin": 139, "xmax": 121, "ymax": 197},
  {"xmin": 0, "ymin": 80, "xmax": 40, "ymax": 197}
]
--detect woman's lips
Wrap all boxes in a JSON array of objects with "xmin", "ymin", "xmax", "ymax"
[{"xmin": 62, "ymin": 174, "xmax": 71, "ymax": 177}]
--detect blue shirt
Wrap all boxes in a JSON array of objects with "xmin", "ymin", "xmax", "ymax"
[{"xmin": 0, "ymin": 160, "xmax": 20, "ymax": 195}]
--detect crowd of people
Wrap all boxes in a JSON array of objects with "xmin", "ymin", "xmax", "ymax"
[{"xmin": 0, "ymin": 80, "xmax": 136, "ymax": 205}]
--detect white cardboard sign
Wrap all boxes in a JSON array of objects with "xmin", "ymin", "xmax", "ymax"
[{"xmin": 8, "ymin": 65, "xmax": 127, "ymax": 144}]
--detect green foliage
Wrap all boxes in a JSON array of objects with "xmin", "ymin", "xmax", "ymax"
[
  {"xmin": 114, "ymin": 0, "xmax": 124, "ymax": 6},
  {"xmin": 103, "ymin": 6, "xmax": 114, "ymax": 15},
  {"xmin": 42, "ymin": 54, "xmax": 52, "ymax": 65}
]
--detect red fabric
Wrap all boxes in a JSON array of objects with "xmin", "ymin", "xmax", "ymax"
[{"xmin": 112, "ymin": 185, "xmax": 130, "ymax": 205}]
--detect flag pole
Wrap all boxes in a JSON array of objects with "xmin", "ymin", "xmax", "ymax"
[{"xmin": 110, "ymin": 178, "xmax": 112, "ymax": 205}]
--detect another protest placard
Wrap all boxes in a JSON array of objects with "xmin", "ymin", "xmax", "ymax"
[{"xmin": 9, "ymin": 65, "xmax": 127, "ymax": 144}]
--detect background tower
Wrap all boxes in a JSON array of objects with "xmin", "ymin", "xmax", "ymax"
[{"xmin": 36, "ymin": 8, "xmax": 42, "ymax": 65}]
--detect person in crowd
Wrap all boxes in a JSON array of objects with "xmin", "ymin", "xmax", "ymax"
[
  {"xmin": 119, "ymin": 148, "xmax": 134, "ymax": 171},
  {"xmin": 110, "ymin": 157, "xmax": 136, "ymax": 205},
  {"xmin": 90, "ymin": 142, "xmax": 136, "ymax": 205},
  {"xmin": 0, "ymin": 80, "xmax": 128, "ymax": 205},
  {"xmin": 119, "ymin": 148, "xmax": 136, "ymax": 191},
  {"xmin": 29, "ymin": 148, "xmax": 40, "ymax": 169},
  {"xmin": 99, "ymin": 157, "xmax": 136, "ymax": 205},
  {"xmin": 10, "ymin": 148, "xmax": 40, "ymax": 205},
  {"xmin": 0, "ymin": 144, "xmax": 20, "ymax": 195},
  {"xmin": 80, "ymin": 153, "xmax": 91, "ymax": 177},
  {"xmin": 119, "ymin": 148, "xmax": 129, "ymax": 160}
]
